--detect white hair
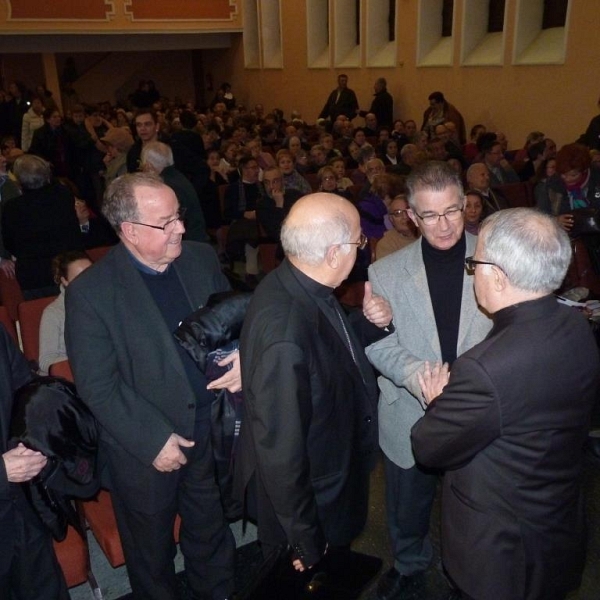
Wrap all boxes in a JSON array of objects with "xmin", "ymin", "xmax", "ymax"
[
  {"xmin": 480, "ymin": 208, "xmax": 572, "ymax": 293},
  {"xmin": 281, "ymin": 210, "xmax": 352, "ymax": 266},
  {"xmin": 140, "ymin": 141, "xmax": 174, "ymax": 173}
]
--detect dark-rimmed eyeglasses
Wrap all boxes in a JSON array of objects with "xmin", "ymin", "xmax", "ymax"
[
  {"xmin": 465, "ymin": 256, "xmax": 502, "ymax": 272},
  {"xmin": 389, "ymin": 209, "xmax": 409, "ymax": 218},
  {"xmin": 413, "ymin": 206, "xmax": 463, "ymax": 226},
  {"xmin": 339, "ymin": 233, "xmax": 368, "ymax": 250},
  {"xmin": 128, "ymin": 207, "xmax": 187, "ymax": 234}
]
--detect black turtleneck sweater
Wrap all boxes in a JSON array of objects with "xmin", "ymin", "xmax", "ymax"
[{"xmin": 422, "ymin": 233, "xmax": 466, "ymax": 366}]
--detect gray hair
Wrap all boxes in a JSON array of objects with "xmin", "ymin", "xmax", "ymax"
[
  {"xmin": 281, "ymin": 208, "xmax": 353, "ymax": 266},
  {"xmin": 480, "ymin": 208, "xmax": 571, "ymax": 293},
  {"xmin": 406, "ymin": 161, "xmax": 464, "ymax": 209},
  {"xmin": 102, "ymin": 172, "xmax": 165, "ymax": 232},
  {"xmin": 400, "ymin": 143, "xmax": 417, "ymax": 159},
  {"xmin": 357, "ymin": 144, "xmax": 375, "ymax": 166},
  {"xmin": 140, "ymin": 141, "xmax": 174, "ymax": 173},
  {"xmin": 13, "ymin": 154, "xmax": 52, "ymax": 189}
]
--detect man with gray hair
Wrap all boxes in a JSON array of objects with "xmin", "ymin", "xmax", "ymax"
[
  {"xmin": 412, "ymin": 208, "xmax": 599, "ymax": 600},
  {"xmin": 66, "ymin": 173, "xmax": 237, "ymax": 600},
  {"xmin": 141, "ymin": 140, "xmax": 208, "ymax": 242},
  {"xmin": 235, "ymin": 193, "xmax": 392, "ymax": 574},
  {"xmin": 366, "ymin": 161, "xmax": 492, "ymax": 600}
]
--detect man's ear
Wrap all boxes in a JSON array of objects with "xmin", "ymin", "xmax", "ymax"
[
  {"xmin": 326, "ymin": 244, "xmax": 339, "ymax": 269},
  {"xmin": 120, "ymin": 222, "xmax": 138, "ymax": 245},
  {"xmin": 492, "ymin": 265, "xmax": 506, "ymax": 291},
  {"xmin": 407, "ymin": 209, "xmax": 420, "ymax": 230}
]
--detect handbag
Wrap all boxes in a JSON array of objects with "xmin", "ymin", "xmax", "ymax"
[{"xmin": 570, "ymin": 207, "xmax": 600, "ymax": 236}]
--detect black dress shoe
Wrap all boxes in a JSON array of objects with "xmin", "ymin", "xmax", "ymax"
[{"xmin": 376, "ymin": 567, "xmax": 416, "ymax": 600}]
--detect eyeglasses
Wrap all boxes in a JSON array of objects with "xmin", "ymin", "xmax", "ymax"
[
  {"xmin": 128, "ymin": 207, "xmax": 187, "ymax": 234},
  {"xmin": 389, "ymin": 209, "xmax": 409, "ymax": 218},
  {"xmin": 464, "ymin": 256, "xmax": 502, "ymax": 272},
  {"xmin": 413, "ymin": 206, "xmax": 463, "ymax": 226},
  {"xmin": 338, "ymin": 233, "xmax": 368, "ymax": 250}
]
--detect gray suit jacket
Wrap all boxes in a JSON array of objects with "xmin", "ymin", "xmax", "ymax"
[{"xmin": 366, "ymin": 234, "xmax": 492, "ymax": 468}]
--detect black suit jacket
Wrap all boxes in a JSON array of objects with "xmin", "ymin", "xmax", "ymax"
[
  {"xmin": 411, "ymin": 296, "xmax": 599, "ymax": 600},
  {"xmin": 319, "ymin": 88, "xmax": 359, "ymax": 121},
  {"xmin": 65, "ymin": 242, "xmax": 230, "ymax": 513},
  {"xmin": 234, "ymin": 260, "xmax": 379, "ymax": 567}
]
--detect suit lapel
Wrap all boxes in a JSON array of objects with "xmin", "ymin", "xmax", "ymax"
[
  {"xmin": 113, "ymin": 245, "xmax": 189, "ymax": 382},
  {"xmin": 401, "ymin": 241, "xmax": 442, "ymax": 357}
]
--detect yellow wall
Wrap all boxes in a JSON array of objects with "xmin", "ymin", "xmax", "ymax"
[{"xmin": 203, "ymin": 1, "xmax": 600, "ymax": 149}]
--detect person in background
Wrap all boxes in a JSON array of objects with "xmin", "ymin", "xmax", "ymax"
[
  {"xmin": 21, "ymin": 96, "xmax": 45, "ymax": 152},
  {"xmin": 101, "ymin": 126, "xmax": 134, "ymax": 188},
  {"xmin": 376, "ymin": 195, "xmax": 418, "ymax": 260},
  {"xmin": 38, "ymin": 250, "xmax": 92, "ymax": 375},
  {"xmin": 2, "ymin": 155, "xmax": 83, "ymax": 299},
  {"xmin": 463, "ymin": 190, "xmax": 485, "ymax": 236}
]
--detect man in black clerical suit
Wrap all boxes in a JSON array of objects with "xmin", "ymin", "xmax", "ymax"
[
  {"xmin": 235, "ymin": 192, "xmax": 392, "ymax": 570},
  {"xmin": 413, "ymin": 208, "xmax": 599, "ymax": 600}
]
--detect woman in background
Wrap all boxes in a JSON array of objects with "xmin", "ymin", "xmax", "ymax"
[{"xmin": 38, "ymin": 250, "xmax": 92, "ymax": 374}]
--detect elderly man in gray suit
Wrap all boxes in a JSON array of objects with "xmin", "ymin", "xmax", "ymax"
[{"xmin": 366, "ymin": 161, "xmax": 492, "ymax": 600}]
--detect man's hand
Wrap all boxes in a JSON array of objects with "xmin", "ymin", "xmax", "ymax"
[
  {"xmin": 152, "ymin": 434, "xmax": 195, "ymax": 472},
  {"xmin": 0, "ymin": 258, "xmax": 16, "ymax": 279},
  {"xmin": 207, "ymin": 351, "xmax": 242, "ymax": 393},
  {"xmin": 362, "ymin": 282, "xmax": 392, "ymax": 328},
  {"xmin": 418, "ymin": 361, "xmax": 450, "ymax": 405},
  {"xmin": 3, "ymin": 443, "xmax": 47, "ymax": 482}
]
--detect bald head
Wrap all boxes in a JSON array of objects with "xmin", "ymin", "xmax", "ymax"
[{"xmin": 282, "ymin": 193, "xmax": 360, "ymax": 286}]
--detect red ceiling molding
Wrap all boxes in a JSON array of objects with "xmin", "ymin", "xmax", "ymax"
[
  {"xmin": 124, "ymin": 0, "xmax": 236, "ymax": 21},
  {"xmin": 7, "ymin": 0, "xmax": 114, "ymax": 20}
]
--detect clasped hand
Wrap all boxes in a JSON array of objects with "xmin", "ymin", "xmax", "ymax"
[
  {"xmin": 418, "ymin": 361, "xmax": 450, "ymax": 405},
  {"xmin": 152, "ymin": 434, "xmax": 195, "ymax": 472},
  {"xmin": 3, "ymin": 443, "xmax": 47, "ymax": 482}
]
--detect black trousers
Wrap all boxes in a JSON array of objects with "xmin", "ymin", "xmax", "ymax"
[
  {"xmin": 383, "ymin": 454, "xmax": 438, "ymax": 576},
  {"xmin": 111, "ymin": 421, "xmax": 235, "ymax": 600},
  {"xmin": 0, "ymin": 499, "xmax": 69, "ymax": 600}
]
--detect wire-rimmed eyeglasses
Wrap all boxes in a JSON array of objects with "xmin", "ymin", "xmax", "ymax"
[{"xmin": 128, "ymin": 207, "xmax": 187, "ymax": 234}]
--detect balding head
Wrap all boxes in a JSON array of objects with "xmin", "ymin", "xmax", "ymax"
[
  {"xmin": 466, "ymin": 162, "xmax": 490, "ymax": 191},
  {"xmin": 282, "ymin": 193, "xmax": 361, "ymax": 287}
]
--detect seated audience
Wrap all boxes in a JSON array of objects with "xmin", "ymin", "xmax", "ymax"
[
  {"xmin": 358, "ymin": 172, "xmax": 404, "ymax": 239},
  {"xmin": 329, "ymin": 156, "xmax": 353, "ymax": 191},
  {"xmin": 276, "ymin": 149, "xmax": 312, "ymax": 195},
  {"xmin": 224, "ymin": 153, "xmax": 261, "ymax": 281},
  {"xmin": 482, "ymin": 139, "xmax": 519, "ymax": 187},
  {"xmin": 463, "ymin": 124, "xmax": 486, "ymax": 163},
  {"xmin": 544, "ymin": 143, "xmax": 600, "ymax": 233},
  {"xmin": 376, "ymin": 195, "xmax": 418, "ymax": 260},
  {"xmin": 466, "ymin": 162, "xmax": 508, "ymax": 217},
  {"xmin": 257, "ymin": 166, "xmax": 304, "ymax": 241},
  {"xmin": 317, "ymin": 165, "xmax": 353, "ymax": 201},
  {"xmin": 38, "ymin": 250, "xmax": 92, "ymax": 374},
  {"xmin": 463, "ymin": 189, "xmax": 485, "ymax": 235}
]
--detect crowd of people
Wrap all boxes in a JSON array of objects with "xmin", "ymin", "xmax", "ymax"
[{"xmin": 0, "ymin": 74, "xmax": 599, "ymax": 600}]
